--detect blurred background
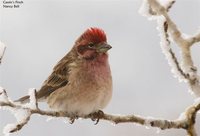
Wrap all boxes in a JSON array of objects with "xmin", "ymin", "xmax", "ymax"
[{"xmin": 0, "ymin": 0, "xmax": 200, "ymax": 135}]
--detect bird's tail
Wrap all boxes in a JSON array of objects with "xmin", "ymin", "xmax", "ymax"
[
  {"xmin": 14, "ymin": 86, "xmax": 52, "ymax": 104},
  {"xmin": 14, "ymin": 95, "xmax": 30, "ymax": 104}
]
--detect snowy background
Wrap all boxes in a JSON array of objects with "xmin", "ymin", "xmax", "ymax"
[{"xmin": 0, "ymin": 0, "xmax": 200, "ymax": 135}]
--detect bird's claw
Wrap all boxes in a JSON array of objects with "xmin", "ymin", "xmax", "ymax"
[
  {"xmin": 69, "ymin": 115, "xmax": 78, "ymax": 124},
  {"xmin": 90, "ymin": 110, "xmax": 104, "ymax": 125}
]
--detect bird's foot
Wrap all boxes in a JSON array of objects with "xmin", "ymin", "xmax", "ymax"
[
  {"xmin": 69, "ymin": 115, "xmax": 78, "ymax": 124},
  {"xmin": 90, "ymin": 110, "xmax": 104, "ymax": 125}
]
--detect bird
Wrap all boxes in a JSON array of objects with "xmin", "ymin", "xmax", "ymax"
[{"xmin": 16, "ymin": 27, "xmax": 112, "ymax": 122}]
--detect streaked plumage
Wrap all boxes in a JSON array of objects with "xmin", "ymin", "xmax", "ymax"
[{"xmin": 16, "ymin": 28, "xmax": 112, "ymax": 116}]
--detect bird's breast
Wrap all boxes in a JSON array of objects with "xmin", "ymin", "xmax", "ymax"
[
  {"xmin": 47, "ymin": 57, "xmax": 112, "ymax": 116},
  {"xmin": 71, "ymin": 58, "xmax": 112, "ymax": 111},
  {"xmin": 80, "ymin": 57, "xmax": 111, "ymax": 87}
]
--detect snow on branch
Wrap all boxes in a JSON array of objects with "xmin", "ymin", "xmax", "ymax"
[
  {"xmin": 0, "ymin": 0, "xmax": 200, "ymax": 136},
  {"xmin": 144, "ymin": 0, "xmax": 200, "ymax": 97},
  {"xmin": 0, "ymin": 87, "xmax": 200, "ymax": 136},
  {"xmin": 139, "ymin": 0, "xmax": 200, "ymax": 135}
]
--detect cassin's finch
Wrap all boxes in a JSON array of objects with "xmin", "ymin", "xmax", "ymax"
[{"xmin": 16, "ymin": 28, "xmax": 112, "ymax": 120}]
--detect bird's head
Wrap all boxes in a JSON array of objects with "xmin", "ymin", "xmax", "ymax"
[{"xmin": 75, "ymin": 28, "xmax": 112, "ymax": 60}]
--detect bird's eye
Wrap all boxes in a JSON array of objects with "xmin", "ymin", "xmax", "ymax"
[{"xmin": 88, "ymin": 43, "xmax": 94, "ymax": 48}]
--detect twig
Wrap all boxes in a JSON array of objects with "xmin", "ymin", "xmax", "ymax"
[
  {"xmin": 189, "ymin": 31, "xmax": 200, "ymax": 45},
  {"xmin": 157, "ymin": 18, "xmax": 188, "ymax": 81}
]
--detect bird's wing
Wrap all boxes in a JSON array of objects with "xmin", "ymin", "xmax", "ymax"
[
  {"xmin": 15, "ymin": 52, "xmax": 75, "ymax": 103},
  {"xmin": 36, "ymin": 53, "xmax": 74, "ymax": 100}
]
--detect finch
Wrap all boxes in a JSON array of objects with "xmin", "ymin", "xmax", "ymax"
[{"xmin": 16, "ymin": 28, "xmax": 112, "ymax": 118}]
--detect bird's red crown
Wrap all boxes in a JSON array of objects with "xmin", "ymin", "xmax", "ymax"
[{"xmin": 80, "ymin": 27, "xmax": 107, "ymax": 44}]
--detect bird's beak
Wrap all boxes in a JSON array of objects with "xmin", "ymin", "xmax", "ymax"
[{"xmin": 97, "ymin": 43, "xmax": 112, "ymax": 53}]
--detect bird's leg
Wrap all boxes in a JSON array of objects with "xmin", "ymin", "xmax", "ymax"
[{"xmin": 89, "ymin": 110, "xmax": 104, "ymax": 125}]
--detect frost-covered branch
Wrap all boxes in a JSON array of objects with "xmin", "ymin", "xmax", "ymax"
[
  {"xmin": 139, "ymin": 0, "xmax": 200, "ymax": 135},
  {"xmin": 0, "ymin": 42, "xmax": 6, "ymax": 64},
  {"xmin": 189, "ymin": 30, "xmax": 200, "ymax": 45},
  {"xmin": 144, "ymin": 0, "xmax": 200, "ymax": 97},
  {"xmin": 0, "ymin": 87, "xmax": 200, "ymax": 136},
  {"xmin": 157, "ymin": 18, "xmax": 188, "ymax": 81},
  {"xmin": 140, "ymin": 0, "xmax": 200, "ymax": 97}
]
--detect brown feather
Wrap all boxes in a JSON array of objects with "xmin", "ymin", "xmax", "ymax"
[
  {"xmin": 36, "ymin": 50, "xmax": 76, "ymax": 100},
  {"xmin": 16, "ymin": 49, "xmax": 77, "ymax": 103}
]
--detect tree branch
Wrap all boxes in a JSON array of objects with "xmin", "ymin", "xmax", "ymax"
[
  {"xmin": 0, "ymin": 88, "xmax": 200, "ymax": 135},
  {"xmin": 146, "ymin": 0, "xmax": 200, "ymax": 97}
]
